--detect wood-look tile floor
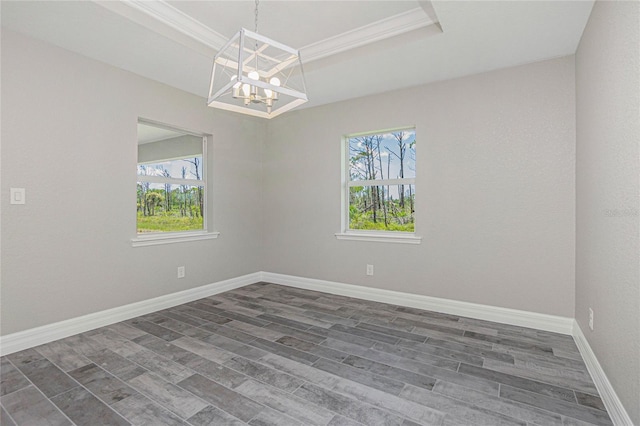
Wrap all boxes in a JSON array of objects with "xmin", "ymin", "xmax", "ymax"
[{"xmin": 1, "ymin": 283, "xmax": 613, "ymax": 426}]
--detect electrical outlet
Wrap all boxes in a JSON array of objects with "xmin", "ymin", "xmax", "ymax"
[
  {"xmin": 588, "ymin": 308, "xmax": 594, "ymax": 331},
  {"xmin": 366, "ymin": 264, "xmax": 374, "ymax": 276},
  {"xmin": 177, "ymin": 266, "xmax": 185, "ymax": 279}
]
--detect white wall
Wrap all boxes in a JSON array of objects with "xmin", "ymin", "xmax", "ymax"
[
  {"xmin": 263, "ymin": 56, "xmax": 576, "ymax": 317},
  {"xmin": 575, "ymin": 1, "xmax": 640, "ymax": 423},
  {"xmin": 1, "ymin": 30, "xmax": 265, "ymax": 335}
]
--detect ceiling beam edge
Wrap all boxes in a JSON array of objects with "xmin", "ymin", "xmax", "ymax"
[
  {"xmin": 115, "ymin": 0, "xmax": 228, "ymax": 50},
  {"xmin": 301, "ymin": 7, "xmax": 440, "ymax": 63}
]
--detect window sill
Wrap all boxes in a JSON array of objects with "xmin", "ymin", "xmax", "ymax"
[
  {"xmin": 131, "ymin": 231, "xmax": 220, "ymax": 247},
  {"xmin": 335, "ymin": 232, "xmax": 422, "ymax": 245}
]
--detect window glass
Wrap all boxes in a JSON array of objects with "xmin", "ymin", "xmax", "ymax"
[
  {"xmin": 345, "ymin": 129, "xmax": 416, "ymax": 233},
  {"xmin": 137, "ymin": 121, "xmax": 206, "ymax": 234}
]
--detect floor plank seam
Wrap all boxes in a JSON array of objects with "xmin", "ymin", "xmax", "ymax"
[{"xmin": 1, "ymin": 282, "xmax": 612, "ymax": 426}]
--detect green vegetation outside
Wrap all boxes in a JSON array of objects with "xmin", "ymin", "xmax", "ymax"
[
  {"xmin": 348, "ymin": 130, "xmax": 416, "ymax": 233},
  {"xmin": 349, "ymin": 199, "xmax": 415, "ymax": 232},
  {"xmin": 137, "ymin": 212, "xmax": 203, "ymax": 233}
]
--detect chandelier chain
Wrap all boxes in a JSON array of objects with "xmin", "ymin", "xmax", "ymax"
[
  {"xmin": 254, "ymin": 0, "xmax": 259, "ymax": 34},
  {"xmin": 207, "ymin": 0, "xmax": 307, "ymax": 116}
]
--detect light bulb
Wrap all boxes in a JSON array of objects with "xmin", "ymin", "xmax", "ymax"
[
  {"xmin": 265, "ymin": 77, "xmax": 280, "ymax": 98},
  {"xmin": 248, "ymin": 71, "xmax": 260, "ymax": 81},
  {"xmin": 268, "ymin": 77, "xmax": 280, "ymax": 100},
  {"xmin": 230, "ymin": 74, "xmax": 241, "ymax": 89}
]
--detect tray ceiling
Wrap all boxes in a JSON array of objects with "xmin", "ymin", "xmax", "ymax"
[{"xmin": 1, "ymin": 1, "xmax": 594, "ymax": 110}]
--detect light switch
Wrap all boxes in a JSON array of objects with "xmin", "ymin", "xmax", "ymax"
[{"xmin": 10, "ymin": 188, "xmax": 26, "ymax": 205}]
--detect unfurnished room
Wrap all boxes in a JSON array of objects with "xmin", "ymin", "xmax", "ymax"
[{"xmin": 0, "ymin": 1, "xmax": 639, "ymax": 425}]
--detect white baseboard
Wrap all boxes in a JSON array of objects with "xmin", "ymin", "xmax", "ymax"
[
  {"xmin": 0, "ymin": 272, "xmax": 261, "ymax": 356},
  {"xmin": 572, "ymin": 321, "xmax": 634, "ymax": 426},
  {"xmin": 261, "ymin": 272, "xmax": 574, "ymax": 335},
  {"xmin": 3, "ymin": 270, "xmax": 630, "ymax": 423}
]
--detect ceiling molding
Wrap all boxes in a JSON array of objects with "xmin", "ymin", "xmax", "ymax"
[
  {"xmin": 300, "ymin": 7, "xmax": 439, "ymax": 63},
  {"xmin": 98, "ymin": 1, "xmax": 439, "ymax": 65},
  {"xmin": 122, "ymin": 0, "xmax": 228, "ymax": 50},
  {"xmin": 418, "ymin": 1, "xmax": 441, "ymax": 30}
]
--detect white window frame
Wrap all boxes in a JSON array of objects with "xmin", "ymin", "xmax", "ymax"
[
  {"xmin": 336, "ymin": 126, "xmax": 421, "ymax": 244},
  {"xmin": 131, "ymin": 119, "xmax": 219, "ymax": 247}
]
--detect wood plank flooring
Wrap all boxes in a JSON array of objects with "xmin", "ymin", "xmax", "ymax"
[{"xmin": 0, "ymin": 282, "xmax": 612, "ymax": 425}]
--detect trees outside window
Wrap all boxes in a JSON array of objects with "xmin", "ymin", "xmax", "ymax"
[
  {"xmin": 137, "ymin": 121, "xmax": 207, "ymax": 233},
  {"xmin": 345, "ymin": 128, "xmax": 416, "ymax": 233}
]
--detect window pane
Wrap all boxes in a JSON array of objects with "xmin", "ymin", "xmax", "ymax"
[
  {"xmin": 138, "ymin": 122, "xmax": 203, "ymax": 180},
  {"xmin": 137, "ymin": 157, "xmax": 203, "ymax": 180},
  {"xmin": 137, "ymin": 182, "xmax": 204, "ymax": 233},
  {"xmin": 137, "ymin": 120, "xmax": 207, "ymax": 235},
  {"xmin": 349, "ymin": 184, "xmax": 415, "ymax": 232},
  {"xmin": 348, "ymin": 130, "xmax": 416, "ymax": 181}
]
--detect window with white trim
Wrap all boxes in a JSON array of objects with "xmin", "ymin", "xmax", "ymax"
[
  {"xmin": 341, "ymin": 128, "xmax": 417, "ymax": 238},
  {"xmin": 136, "ymin": 120, "xmax": 208, "ymax": 235}
]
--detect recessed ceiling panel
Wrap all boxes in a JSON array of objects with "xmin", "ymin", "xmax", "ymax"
[
  {"xmin": 1, "ymin": 0, "xmax": 595, "ymax": 112},
  {"xmin": 167, "ymin": 0, "xmax": 419, "ymax": 48}
]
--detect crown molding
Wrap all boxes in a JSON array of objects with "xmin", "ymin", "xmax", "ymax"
[
  {"xmin": 96, "ymin": 1, "xmax": 439, "ymax": 65},
  {"xmin": 125, "ymin": 0, "xmax": 228, "ymax": 50},
  {"xmin": 301, "ymin": 7, "xmax": 439, "ymax": 63},
  {"xmin": 94, "ymin": 0, "xmax": 228, "ymax": 52}
]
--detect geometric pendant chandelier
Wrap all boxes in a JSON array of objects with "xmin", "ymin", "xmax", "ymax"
[{"xmin": 207, "ymin": 2, "xmax": 308, "ymax": 119}]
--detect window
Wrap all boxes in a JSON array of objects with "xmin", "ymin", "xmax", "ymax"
[
  {"xmin": 337, "ymin": 127, "xmax": 420, "ymax": 244},
  {"xmin": 132, "ymin": 120, "xmax": 218, "ymax": 246}
]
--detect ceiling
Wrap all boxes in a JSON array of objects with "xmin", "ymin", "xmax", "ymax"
[
  {"xmin": 138, "ymin": 122, "xmax": 185, "ymax": 145},
  {"xmin": 1, "ymin": 1, "xmax": 594, "ymax": 111}
]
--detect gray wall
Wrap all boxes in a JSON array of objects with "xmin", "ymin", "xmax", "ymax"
[
  {"xmin": 1, "ymin": 30, "xmax": 265, "ymax": 335},
  {"xmin": 0, "ymin": 30, "xmax": 578, "ymax": 331},
  {"xmin": 575, "ymin": 1, "xmax": 640, "ymax": 423},
  {"xmin": 4, "ymin": 9, "xmax": 638, "ymax": 420},
  {"xmin": 263, "ymin": 56, "xmax": 576, "ymax": 317}
]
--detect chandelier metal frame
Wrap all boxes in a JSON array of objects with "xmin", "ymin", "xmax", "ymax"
[{"xmin": 207, "ymin": 1, "xmax": 308, "ymax": 119}]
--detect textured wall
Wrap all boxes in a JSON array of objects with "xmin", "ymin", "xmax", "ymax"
[
  {"xmin": 263, "ymin": 56, "xmax": 576, "ymax": 317},
  {"xmin": 1, "ymin": 30, "xmax": 265, "ymax": 335},
  {"xmin": 575, "ymin": 1, "xmax": 640, "ymax": 422}
]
